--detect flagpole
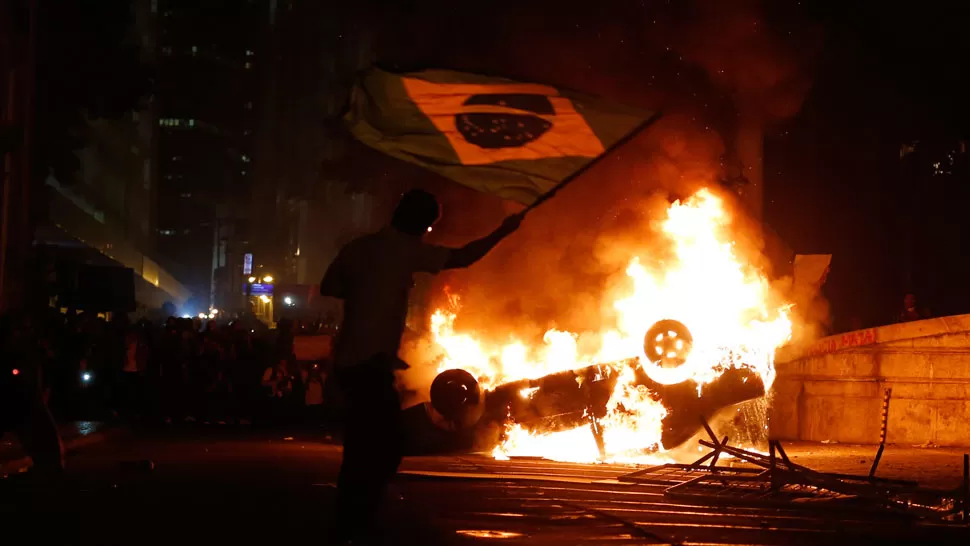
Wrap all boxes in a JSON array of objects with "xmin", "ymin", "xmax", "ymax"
[{"xmin": 522, "ymin": 113, "xmax": 662, "ymax": 214}]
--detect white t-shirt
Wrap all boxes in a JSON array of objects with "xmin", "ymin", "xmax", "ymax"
[{"xmin": 324, "ymin": 227, "xmax": 450, "ymax": 369}]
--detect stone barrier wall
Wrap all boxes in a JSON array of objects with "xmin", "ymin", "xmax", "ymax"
[{"xmin": 771, "ymin": 315, "xmax": 970, "ymax": 447}]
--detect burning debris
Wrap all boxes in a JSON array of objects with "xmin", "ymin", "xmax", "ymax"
[{"xmin": 405, "ymin": 188, "xmax": 792, "ymax": 463}]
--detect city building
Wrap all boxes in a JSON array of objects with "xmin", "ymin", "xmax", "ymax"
[
  {"xmin": 155, "ymin": 0, "xmax": 264, "ymax": 314},
  {"xmin": 252, "ymin": 1, "xmax": 385, "ymax": 323},
  {"xmin": 15, "ymin": 0, "xmax": 191, "ymax": 314}
]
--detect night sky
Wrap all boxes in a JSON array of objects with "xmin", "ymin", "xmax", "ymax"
[{"xmin": 766, "ymin": 1, "xmax": 970, "ymax": 329}]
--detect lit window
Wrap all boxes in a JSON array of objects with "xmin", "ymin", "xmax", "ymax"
[
  {"xmin": 241, "ymin": 170, "xmax": 247, "ymax": 176},
  {"xmin": 191, "ymin": 46, "xmax": 198, "ymax": 54},
  {"xmin": 245, "ymin": 101, "xmax": 253, "ymax": 110},
  {"xmin": 241, "ymin": 154, "xmax": 250, "ymax": 163},
  {"xmin": 188, "ymin": 119, "xmax": 195, "ymax": 127},
  {"xmin": 246, "ymin": 49, "xmax": 254, "ymax": 57},
  {"xmin": 180, "ymin": 193, "xmax": 192, "ymax": 198}
]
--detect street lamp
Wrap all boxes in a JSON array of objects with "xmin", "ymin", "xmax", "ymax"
[
  {"xmin": 248, "ymin": 276, "xmax": 257, "ymax": 283},
  {"xmin": 259, "ymin": 294, "xmax": 271, "ymax": 303},
  {"xmin": 262, "ymin": 275, "xmax": 274, "ymax": 283},
  {"xmin": 283, "ymin": 296, "xmax": 293, "ymax": 306}
]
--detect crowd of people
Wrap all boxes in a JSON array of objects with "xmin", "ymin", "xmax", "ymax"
[
  {"xmin": 2, "ymin": 307, "xmax": 337, "ymax": 428},
  {"xmin": 1, "ymin": 290, "xmax": 937, "ymax": 431}
]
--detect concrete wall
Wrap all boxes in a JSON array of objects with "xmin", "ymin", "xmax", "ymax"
[{"xmin": 772, "ymin": 315, "xmax": 970, "ymax": 447}]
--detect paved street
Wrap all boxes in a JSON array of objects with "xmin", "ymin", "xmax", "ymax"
[{"xmin": 1, "ymin": 427, "xmax": 968, "ymax": 545}]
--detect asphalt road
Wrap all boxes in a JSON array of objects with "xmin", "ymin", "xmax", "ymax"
[{"xmin": 1, "ymin": 427, "xmax": 968, "ymax": 545}]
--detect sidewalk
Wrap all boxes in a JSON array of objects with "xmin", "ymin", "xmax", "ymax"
[
  {"xmin": 782, "ymin": 441, "xmax": 969, "ymax": 490},
  {"xmin": 0, "ymin": 421, "xmax": 124, "ymax": 475}
]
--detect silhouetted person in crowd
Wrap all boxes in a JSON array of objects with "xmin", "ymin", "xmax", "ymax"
[
  {"xmin": 120, "ymin": 325, "xmax": 148, "ymax": 419},
  {"xmin": 897, "ymin": 293, "xmax": 931, "ymax": 323},
  {"xmin": 320, "ymin": 189, "xmax": 524, "ymax": 543},
  {"xmin": 0, "ymin": 313, "xmax": 65, "ymax": 478}
]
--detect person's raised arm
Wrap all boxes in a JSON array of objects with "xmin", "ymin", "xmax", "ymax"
[{"xmin": 443, "ymin": 213, "xmax": 523, "ymax": 270}]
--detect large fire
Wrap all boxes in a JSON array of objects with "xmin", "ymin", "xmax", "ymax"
[{"xmin": 426, "ymin": 188, "xmax": 792, "ymax": 463}]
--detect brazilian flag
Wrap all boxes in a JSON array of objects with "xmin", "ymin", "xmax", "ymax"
[{"xmin": 345, "ymin": 68, "xmax": 657, "ymax": 205}]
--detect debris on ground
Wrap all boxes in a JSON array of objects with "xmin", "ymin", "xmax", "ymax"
[{"xmin": 618, "ymin": 419, "xmax": 970, "ymax": 524}]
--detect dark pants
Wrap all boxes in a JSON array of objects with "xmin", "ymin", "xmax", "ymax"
[
  {"xmin": 334, "ymin": 354, "xmax": 405, "ymax": 540},
  {"xmin": 119, "ymin": 371, "xmax": 143, "ymax": 418}
]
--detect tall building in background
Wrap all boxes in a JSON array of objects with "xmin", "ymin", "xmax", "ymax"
[
  {"xmin": 252, "ymin": 1, "xmax": 384, "ymax": 318},
  {"xmin": 155, "ymin": 0, "xmax": 264, "ymax": 313},
  {"xmin": 25, "ymin": 0, "xmax": 190, "ymax": 312}
]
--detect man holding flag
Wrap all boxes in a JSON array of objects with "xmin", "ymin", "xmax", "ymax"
[
  {"xmin": 321, "ymin": 189, "xmax": 522, "ymax": 542},
  {"xmin": 324, "ymin": 66, "xmax": 655, "ymax": 542}
]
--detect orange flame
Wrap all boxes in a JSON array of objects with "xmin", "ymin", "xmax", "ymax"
[{"xmin": 428, "ymin": 188, "xmax": 792, "ymax": 463}]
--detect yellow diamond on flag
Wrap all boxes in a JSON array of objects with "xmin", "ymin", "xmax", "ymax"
[
  {"xmin": 345, "ymin": 68, "xmax": 657, "ymax": 205},
  {"xmin": 401, "ymin": 78, "xmax": 605, "ymax": 165}
]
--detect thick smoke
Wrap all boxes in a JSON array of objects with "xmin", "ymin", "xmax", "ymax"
[
  {"xmin": 653, "ymin": 0, "xmax": 820, "ymax": 123},
  {"xmin": 398, "ymin": 116, "xmax": 737, "ymax": 399},
  {"xmin": 430, "ymin": 115, "xmax": 724, "ymax": 335},
  {"xmin": 378, "ymin": 1, "xmax": 823, "ymax": 396}
]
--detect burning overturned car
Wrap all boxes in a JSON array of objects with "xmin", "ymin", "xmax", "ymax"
[
  {"xmin": 420, "ymin": 319, "xmax": 768, "ymax": 458},
  {"xmin": 400, "ymin": 190, "xmax": 793, "ymax": 462}
]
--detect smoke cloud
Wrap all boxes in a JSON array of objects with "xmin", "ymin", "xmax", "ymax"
[
  {"xmin": 652, "ymin": 0, "xmax": 820, "ymax": 123},
  {"xmin": 429, "ymin": 115, "xmax": 724, "ymax": 333},
  {"xmin": 373, "ymin": 1, "xmax": 824, "ymax": 397},
  {"xmin": 398, "ymin": 116, "xmax": 748, "ymax": 400}
]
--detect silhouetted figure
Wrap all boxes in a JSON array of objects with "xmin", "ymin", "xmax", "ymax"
[
  {"xmin": 320, "ymin": 189, "xmax": 523, "ymax": 543},
  {"xmin": 0, "ymin": 313, "xmax": 65, "ymax": 477},
  {"xmin": 897, "ymin": 293, "xmax": 931, "ymax": 323}
]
